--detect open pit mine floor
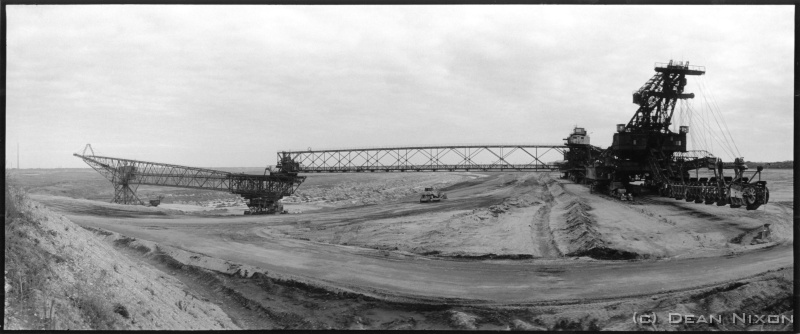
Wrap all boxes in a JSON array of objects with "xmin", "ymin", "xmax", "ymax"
[{"xmin": 27, "ymin": 171, "xmax": 794, "ymax": 330}]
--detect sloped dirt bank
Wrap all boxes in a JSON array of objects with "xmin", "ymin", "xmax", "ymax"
[
  {"xmin": 3, "ymin": 197, "xmax": 238, "ymax": 330},
  {"xmin": 92, "ymin": 228, "xmax": 499, "ymax": 329},
  {"xmin": 602, "ymin": 267, "xmax": 794, "ymax": 331}
]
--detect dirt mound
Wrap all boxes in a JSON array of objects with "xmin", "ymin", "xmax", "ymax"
[
  {"xmin": 563, "ymin": 200, "xmax": 591, "ymax": 212},
  {"xmin": 511, "ymin": 318, "xmax": 547, "ymax": 330},
  {"xmin": 448, "ymin": 310, "xmax": 479, "ymax": 329},
  {"xmin": 551, "ymin": 199, "xmax": 638, "ymax": 260},
  {"xmin": 552, "ymin": 199, "xmax": 603, "ymax": 255},
  {"xmin": 542, "ymin": 176, "xmax": 568, "ymax": 199}
]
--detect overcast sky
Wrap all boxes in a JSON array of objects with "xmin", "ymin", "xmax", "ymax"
[{"xmin": 6, "ymin": 5, "xmax": 794, "ymax": 168}]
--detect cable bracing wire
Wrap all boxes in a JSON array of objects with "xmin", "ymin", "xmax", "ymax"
[
  {"xmin": 684, "ymin": 99, "xmax": 714, "ymax": 155},
  {"xmin": 702, "ymin": 76, "xmax": 742, "ymax": 157},
  {"xmin": 689, "ymin": 100, "xmax": 713, "ymax": 154},
  {"xmin": 691, "ymin": 90, "xmax": 736, "ymax": 160},
  {"xmin": 697, "ymin": 76, "xmax": 741, "ymax": 158},
  {"xmin": 695, "ymin": 77, "xmax": 739, "ymax": 160}
]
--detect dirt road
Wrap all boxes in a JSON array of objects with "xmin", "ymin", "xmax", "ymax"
[{"xmin": 32, "ymin": 172, "xmax": 793, "ymax": 306}]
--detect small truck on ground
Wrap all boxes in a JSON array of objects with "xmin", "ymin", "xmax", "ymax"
[{"xmin": 420, "ymin": 187, "xmax": 447, "ymax": 203}]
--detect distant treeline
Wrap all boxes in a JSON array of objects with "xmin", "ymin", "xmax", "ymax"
[{"xmin": 747, "ymin": 161, "xmax": 793, "ymax": 169}]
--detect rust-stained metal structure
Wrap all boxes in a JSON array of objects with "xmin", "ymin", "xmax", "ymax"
[{"xmin": 73, "ymin": 144, "xmax": 305, "ymax": 214}]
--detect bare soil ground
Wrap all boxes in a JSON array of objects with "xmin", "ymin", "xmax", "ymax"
[
  {"xmin": 8, "ymin": 168, "xmax": 794, "ymax": 330},
  {"xmin": 3, "ymin": 198, "xmax": 238, "ymax": 330}
]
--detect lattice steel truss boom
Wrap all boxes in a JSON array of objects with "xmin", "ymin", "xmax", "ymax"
[
  {"xmin": 628, "ymin": 61, "xmax": 705, "ymax": 131},
  {"xmin": 73, "ymin": 150, "xmax": 304, "ymax": 208},
  {"xmin": 279, "ymin": 145, "xmax": 567, "ymax": 172}
]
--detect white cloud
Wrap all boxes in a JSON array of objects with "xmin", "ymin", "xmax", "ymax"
[{"xmin": 5, "ymin": 5, "xmax": 793, "ymax": 168}]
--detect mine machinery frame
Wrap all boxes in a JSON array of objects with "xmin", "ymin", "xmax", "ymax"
[
  {"xmin": 627, "ymin": 61, "xmax": 705, "ymax": 132},
  {"xmin": 74, "ymin": 145, "xmax": 305, "ymax": 214},
  {"xmin": 560, "ymin": 136, "xmax": 605, "ymax": 184},
  {"xmin": 278, "ymin": 145, "xmax": 566, "ymax": 173},
  {"xmin": 567, "ymin": 61, "xmax": 768, "ymax": 210},
  {"xmin": 665, "ymin": 157, "xmax": 768, "ymax": 210}
]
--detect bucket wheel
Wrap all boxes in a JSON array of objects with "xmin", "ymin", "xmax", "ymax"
[
  {"xmin": 742, "ymin": 187, "xmax": 756, "ymax": 206},
  {"xmin": 743, "ymin": 187, "xmax": 762, "ymax": 210}
]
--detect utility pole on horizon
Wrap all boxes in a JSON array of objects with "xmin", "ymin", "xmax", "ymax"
[{"xmin": 17, "ymin": 142, "xmax": 20, "ymax": 170}]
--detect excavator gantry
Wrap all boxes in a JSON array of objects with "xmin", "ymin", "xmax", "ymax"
[
  {"xmin": 560, "ymin": 61, "xmax": 768, "ymax": 210},
  {"xmin": 73, "ymin": 144, "xmax": 305, "ymax": 214}
]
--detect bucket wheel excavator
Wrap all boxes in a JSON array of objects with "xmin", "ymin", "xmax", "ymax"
[{"xmin": 561, "ymin": 60, "xmax": 769, "ymax": 210}]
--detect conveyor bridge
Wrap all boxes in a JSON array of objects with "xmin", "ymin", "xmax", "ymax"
[
  {"xmin": 73, "ymin": 144, "xmax": 303, "ymax": 213},
  {"xmin": 278, "ymin": 144, "xmax": 567, "ymax": 173}
]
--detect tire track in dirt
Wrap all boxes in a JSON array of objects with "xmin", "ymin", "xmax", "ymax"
[{"xmin": 529, "ymin": 179, "xmax": 561, "ymax": 258}]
